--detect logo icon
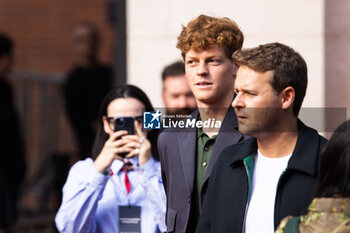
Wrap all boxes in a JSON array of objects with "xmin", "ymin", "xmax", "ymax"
[{"xmin": 143, "ymin": 110, "xmax": 161, "ymax": 129}]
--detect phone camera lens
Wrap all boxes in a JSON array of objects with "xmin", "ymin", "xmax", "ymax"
[{"xmin": 115, "ymin": 118, "xmax": 124, "ymax": 126}]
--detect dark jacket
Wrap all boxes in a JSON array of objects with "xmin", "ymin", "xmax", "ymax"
[
  {"xmin": 158, "ymin": 107, "xmax": 245, "ymax": 233},
  {"xmin": 196, "ymin": 120, "xmax": 327, "ymax": 233},
  {"xmin": 0, "ymin": 78, "xmax": 26, "ymax": 228}
]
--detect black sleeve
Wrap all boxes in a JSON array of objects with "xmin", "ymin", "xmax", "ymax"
[{"xmin": 0, "ymin": 107, "xmax": 26, "ymax": 187}]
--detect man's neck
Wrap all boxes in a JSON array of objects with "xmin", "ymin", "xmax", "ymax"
[
  {"xmin": 197, "ymin": 97, "xmax": 232, "ymax": 138},
  {"xmin": 256, "ymin": 118, "xmax": 298, "ymax": 158}
]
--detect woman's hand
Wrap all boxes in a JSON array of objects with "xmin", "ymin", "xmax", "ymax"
[
  {"xmin": 121, "ymin": 121, "xmax": 152, "ymax": 166},
  {"xmin": 93, "ymin": 130, "xmax": 130, "ymax": 173}
]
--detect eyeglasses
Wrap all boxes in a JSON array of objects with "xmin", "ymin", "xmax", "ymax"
[{"xmin": 106, "ymin": 116, "xmax": 143, "ymax": 131}]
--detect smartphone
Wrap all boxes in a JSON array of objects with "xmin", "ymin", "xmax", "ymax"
[
  {"xmin": 114, "ymin": 117, "xmax": 135, "ymax": 135},
  {"xmin": 114, "ymin": 117, "xmax": 135, "ymax": 158}
]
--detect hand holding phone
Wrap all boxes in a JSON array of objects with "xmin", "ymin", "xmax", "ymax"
[
  {"xmin": 112, "ymin": 117, "xmax": 135, "ymax": 157},
  {"xmin": 93, "ymin": 130, "xmax": 128, "ymax": 173}
]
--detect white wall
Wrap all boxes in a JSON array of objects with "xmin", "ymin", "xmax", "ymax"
[{"xmin": 127, "ymin": 0, "xmax": 324, "ymax": 110}]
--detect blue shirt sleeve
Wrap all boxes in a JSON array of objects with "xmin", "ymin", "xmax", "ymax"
[
  {"xmin": 139, "ymin": 159, "xmax": 167, "ymax": 232},
  {"xmin": 55, "ymin": 158, "xmax": 108, "ymax": 233}
]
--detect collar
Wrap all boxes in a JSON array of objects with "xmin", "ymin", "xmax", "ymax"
[
  {"xmin": 196, "ymin": 123, "xmax": 218, "ymax": 140},
  {"xmin": 229, "ymin": 137, "xmax": 258, "ymax": 166},
  {"xmin": 110, "ymin": 156, "xmax": 158, "ymax": 175},
  {"xmin": 230, "ymin": 119, "xmax": 324, "ymax": 176},
  {"xmin": 287, "ymin": 119, "xmax": 325, "ymax": 176},
  {"xmin": 111, "ymin": 156, "xmax": 139, "ymax": 173},
  {"xmin": 193, "ymin": 106, "xmax": 239, "ymax": 137}
]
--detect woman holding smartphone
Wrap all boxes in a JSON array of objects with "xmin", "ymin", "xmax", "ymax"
[{"xmin": 56, "ymin": 85, "xmax": 166, "ymax": 233}]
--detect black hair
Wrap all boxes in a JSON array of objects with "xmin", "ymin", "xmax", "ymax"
[
  {"xmin": 161, "ymin": 60, "xmax": 185, "ymax": 82},
  {"xmin": 92, "ymin": 84, "xmax": 159, "ymax": 160},
  {"xmin": 315, "ymin": 120, "xmax": 350, "ymax": 198},
  {"xmin": 0, "ymin": 33, "xmax": 13, "ymax": 58}
]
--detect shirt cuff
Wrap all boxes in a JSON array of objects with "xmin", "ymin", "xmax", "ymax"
[{"xmin": 90, "ymin": 166, "xmax": 109, "ymax": 189}]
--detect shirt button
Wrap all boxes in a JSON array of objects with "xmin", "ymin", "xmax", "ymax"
[
  {"xmin": 202, "ymin": 161, "xmax": 207, "ymax": 167},
  {"xmin": 204, "ymin": 146, "xmax": 209, "ymax": 152}
]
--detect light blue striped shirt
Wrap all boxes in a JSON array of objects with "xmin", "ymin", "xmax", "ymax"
[{"xmin": 55, "ymin": 157, "xmax": 166, "ymax": 233}]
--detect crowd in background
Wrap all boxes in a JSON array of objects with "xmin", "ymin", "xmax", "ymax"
[{"xmin": 0, "ymin": 22, "xmax": 116, "ymax": 232}]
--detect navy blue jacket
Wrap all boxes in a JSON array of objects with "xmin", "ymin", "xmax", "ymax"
[{"xmin": 196, "ymin": 120, "xmax": 327, "ymax": 233}]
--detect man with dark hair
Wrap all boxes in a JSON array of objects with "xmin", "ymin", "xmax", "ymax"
[
  {"xmin": 64, "ymin": 22, "xmax": 113, "ymax": 159},
  {"xmin": 196, "ymin": 42, "xmax": 327, "ymax": 233},
  {"xmin": 0, "ymin": 32, "xmax": 26, "ymax": 232},
  {"xmin": 158, "ymin": 15, "xmax": 245, "ymax": 233},
  {"xmin": 161, "ymin": 60, "xmax": 196, "ymax": 115}
]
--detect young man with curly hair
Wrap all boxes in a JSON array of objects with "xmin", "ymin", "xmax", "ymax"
[{"xmin": 157, "ymin": 14, "xmax": 245, "ymax": 233}]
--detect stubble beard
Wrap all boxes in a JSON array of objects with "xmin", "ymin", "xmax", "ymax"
[{"xmin": 238, "ymin": 107, "xmax": 281, "ymax": 136}]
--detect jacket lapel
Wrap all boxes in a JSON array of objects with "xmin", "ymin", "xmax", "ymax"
[
  {"xmin": 178, "ymin": 111, "xmax": 198, "ymax": 194},
  {"xmin": 203, "ymin": 107, "xmax": 244, "ymax": 183}
]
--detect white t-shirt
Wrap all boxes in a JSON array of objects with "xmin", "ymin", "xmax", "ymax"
[{"xmin": 245, "ymin": 150, "xmax": 292, "ymax": 233}]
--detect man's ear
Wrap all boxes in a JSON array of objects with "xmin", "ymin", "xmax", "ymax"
[
  {"xmin": 233, "ymin": 64, "xmax": 239, "ymax": 76},
  {"xmin": 281, "ymin": 86, "xmax": 295, "ymax": 110},
  {"xmin": 102, "ymin": 116, "xmax": 112, "ymax": 134}
]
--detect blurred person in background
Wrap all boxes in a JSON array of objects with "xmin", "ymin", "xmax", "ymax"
[
  {"xmin": 0, "ymin": 33, "xmax": 26, "ymax": 232},
  {"xmin": 161, "ymin": 60, "xmax": 196, "ymax": 116},
  {"xmin": 64, "ymin": 21, "xmax": 113, "ymax": 160},
  {"xmin": 276, "ymin": 120, "xmax": 350, "ymax": 233},
  {"xmin": 56, "ymin": 85, "xmax": 166, "ymax": 233}
]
